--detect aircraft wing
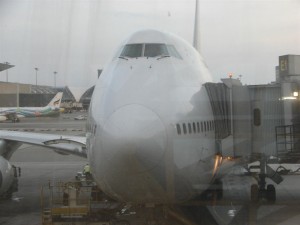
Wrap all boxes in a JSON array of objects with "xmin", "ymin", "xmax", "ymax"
[{"xmin": 0, "ymin": 130, "xmax": 87, "ymax": 158}]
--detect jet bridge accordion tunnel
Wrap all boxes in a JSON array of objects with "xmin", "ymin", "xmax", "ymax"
[
  {"xmin": 205, "ymin": 77, "xmax": 300, "ymax": 163},
  {"xmin": 204, "ymin": 81, "xmax": 241, "ymax": 158}
]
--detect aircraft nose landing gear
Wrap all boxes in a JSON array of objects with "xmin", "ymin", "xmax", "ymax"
[
  {"xmin": 249, "ymin": 155, "xmax": 282, "ymax": 203},
  {"xmin": 250, "ymin": 178, "xmax": 276, "ymax": 203}
]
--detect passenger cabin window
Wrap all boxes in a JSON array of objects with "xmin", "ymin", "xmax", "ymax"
[
  {"xmin": 188, "ymin": 123, "xmax": 192, "ymax": 134},
  {"xmin": 183, "ymin": 124, "xmax": 187, "ymax": 134},
  {"xmin": 193, "ymin": 123, "xmax": 196, "ymax": 133},
  {"xmin": 119, "ymin": 43, "xmax": 182, "ymax": 59},
  {"xmin": 177, "ymin": 121, "xmax": 215, "ymax": 135},
  {"xmin": 176, "ymin": 124, "xmax": 181, "ymax": 135}
]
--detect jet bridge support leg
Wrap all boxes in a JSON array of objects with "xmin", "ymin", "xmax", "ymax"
[{"xmin": 258, "ymin": 156, "xmax": 267, "ymax": 200}]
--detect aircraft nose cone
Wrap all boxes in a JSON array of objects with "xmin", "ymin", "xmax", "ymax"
[{"xmin": 100, "ymin": 104, "xmax": 167, "ymax": 174}]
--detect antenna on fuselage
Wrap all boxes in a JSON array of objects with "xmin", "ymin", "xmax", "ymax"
[{"xmin": 193, "ymin": 0, "xmax": 200, "ymax": 52}]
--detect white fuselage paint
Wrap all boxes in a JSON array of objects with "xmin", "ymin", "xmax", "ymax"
[{"xmin": 87, "ymin": 30, "xmax": 216, "ymax": 204}]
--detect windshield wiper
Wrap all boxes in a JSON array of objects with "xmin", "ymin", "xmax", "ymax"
[
  {"xmin": 156, "ymin": 55, "xmax": 171, "ymax": 60},
  {"xmin": 118, "ymin": 56, "xmax": 129, "ymax": 60}
]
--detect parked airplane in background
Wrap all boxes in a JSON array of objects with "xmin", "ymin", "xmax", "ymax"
[{"xmin": 0, "ymin": 92, "xmax": 63, "ymax": 122}]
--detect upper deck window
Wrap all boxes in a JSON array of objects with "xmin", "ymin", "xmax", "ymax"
[{"xmin": 119, "ymin": 43, "xmax": 182, "ymax": 59}]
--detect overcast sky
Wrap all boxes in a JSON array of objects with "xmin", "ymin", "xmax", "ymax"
[{"xmin": 0, "ymin": 0, "xmax": 299, "ymax": 89}]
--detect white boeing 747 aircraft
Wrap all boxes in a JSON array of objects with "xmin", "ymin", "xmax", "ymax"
[
  {"xmin": 0, "ymin": 30, "xmax": 251, "ymax": 223},
  {"xmin": 0, "ymin": 92, "xmax": 63, "ymax": 122},
  {"xmin": 0, "ymin": 29, "xmax": 220, "ymax": 201}
]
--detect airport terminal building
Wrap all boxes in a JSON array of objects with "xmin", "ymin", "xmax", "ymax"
[
  {"xmin": 0, "ymin": 62, "xmax": 94, "ymax": 108},
  {"xmin": 0, "ymin": 81, "xmax": 76, "ymax": 107}
]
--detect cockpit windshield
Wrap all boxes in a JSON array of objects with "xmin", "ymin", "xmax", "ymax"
[
  {"xmin": 120, "ymin": 44, "xmax": 143, "ymax": 58},
  {"xmin": 144, "ymin": 44, "xmax": 168, "ymax": 57},
  {"xmin": 119, "ymin": 43, "xmax": 182, "ymax": 59}
]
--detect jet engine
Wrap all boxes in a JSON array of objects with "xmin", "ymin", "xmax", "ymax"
[{"xmin": 0, "ymin": 156, "xmax": 18, "ymax": 199}]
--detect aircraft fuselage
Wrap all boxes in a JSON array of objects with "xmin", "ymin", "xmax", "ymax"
[{"xmin": 87, "ymin": 30, "xmax": 217, "ymax": 204}]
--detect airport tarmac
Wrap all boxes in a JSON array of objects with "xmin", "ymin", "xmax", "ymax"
[
  {"xmin": 0, "ymin": 112, "xmax": 86, "ymax": 131},
  {"xmin": 0, "ymin": 112, "xmax": 87, "ymax": 225},
  {"xmin": 1, "ymin": 113, "xmax": 300, "ymax": 225}
]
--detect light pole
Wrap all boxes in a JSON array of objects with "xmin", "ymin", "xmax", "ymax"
[
  {"xmin": 4, "ymin": 62, "xmax": 9, "ymax": 82},
  {"xmin": 34, "ymin": 67, "xmax": 38, "ymax": 86},
  {"xmin": 16, "ymin": 83, "xmax": 19, "ymax": 107},
  {"xmin": 53, "ymin": 71, "xmax": 57, "ymax": 87}
]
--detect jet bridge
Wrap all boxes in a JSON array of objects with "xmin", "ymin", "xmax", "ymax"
[
  {"xmin": 205, "ymin": 55, "xmax": 300, "ymax": 163},
  {"xmin": 204, "ymin": 67, "xmax": 298, "ymax": 203},
  {"xmin": 205, "ymin": 78, "xmax": 297, "ymax": 161},
  {"xmin": 204, "ymin": 82, "xmax": 231, "ymax": 140},
  {"xmin": 204, "ymin": 78, "xmax": 252, "ymax": 158}
]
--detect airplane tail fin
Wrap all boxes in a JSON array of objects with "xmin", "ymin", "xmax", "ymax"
[
  {"xmin": 47, "ymin": 92, "xmax": 63, "ymax": 108},
  {"xmin": 193, "ymin": 0, "xmax": 200, "ymax": 52}
]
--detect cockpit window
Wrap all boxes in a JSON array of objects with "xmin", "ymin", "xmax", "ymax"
[
  {"xmin": 120, "ymin": 44, "xmax": 143, "ymax": 58},
  {"xmin": 144, "ymin": 44, "xmax": 168, "ymax": 57},
  {"xmin": 166, "ymin": 45, "xmax": 182, "ymax": 59},
  {"xmin": 118, "ymin": 43, "xmax": 182, "ymax": 59}
]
